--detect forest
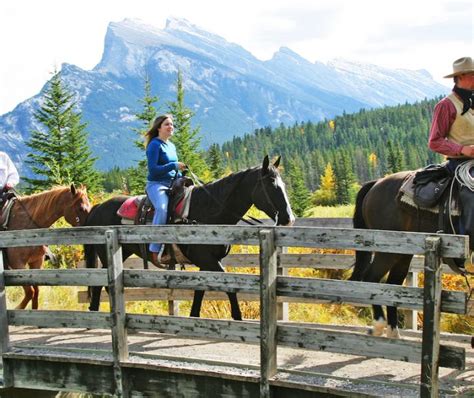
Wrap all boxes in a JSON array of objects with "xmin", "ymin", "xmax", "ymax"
[
  {"xmin": 24, "ymin": 69, "xmax": 445, "ymax": 216},
  {"xmin": 222, "ymin": 97, "xmax": 444, "ymax": 188}
]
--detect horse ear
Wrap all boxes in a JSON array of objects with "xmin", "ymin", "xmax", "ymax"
[
  {"xmin": 70, "ymin": 183, "xmax": 77, "ymax": 195},
  {"xmin": 262, "ymin": 155, "xmax": 270, "ymax": 173},
  {"xmin": 273, "ymin": 156, "xmax": 281, "ymax": 168}
]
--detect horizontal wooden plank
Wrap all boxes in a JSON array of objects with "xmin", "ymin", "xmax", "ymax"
[
  {"xmin": 124, "ymin": 271, "xmax": 467, "ymax": 314},
  {"xmin": 3, "ymin": 355, "xmax": 114, "ymax": 394},
  {"xmin": 274, "ymin": 227, "xmax": 468, "ymax": 258},
  {"xmin": 124, "ymin": 270, "xmax": 259, "ymax": 293},
  {"xmin": 277, "ymin": 324, "xmax": 465, "ymax": 370},
  {"xmin": 127, "ymin": 314, "xmax": 260, "ymax": 343},
  {"xmin": 0, "ymin": 226, "xmax": 108, "ymax": 246},
  {"xmin": 277, "ymin": 277, "xmax": 468, "ymax": 315},
  {"xmin": 7, "ymin": 310, "xmax": 111, "ymax": 329},
  {"xmin": 4, "ymin": 269, "xmax": 108, "ymax": 286},
  {"xmin": 0, "ymin": 225, "xmax": 468, "ymax": 258}
]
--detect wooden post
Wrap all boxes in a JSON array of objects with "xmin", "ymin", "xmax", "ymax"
[
  {"xmin": 167, "ymin": 263, "xmax": 179, "ymax": 316},
  {"xmin": 420, "ymin": 237, "xmax": 442, "ymax": 398},
  {"xmin": 405, "ymin": 270, "xmax": 419, "ymax": 330},
  {"xmin": 259, "ymin": 229, "xmax": 277, "ymax": 398},
  {"xmin": 105, "ymin": 230, "xmax": 128, "ymax": 398},
  {"xmin": 276, "ymin": 246, "xmax": 288, "ymax": 321},
  {"xmin": 0, "ymin": 250, "xmax": 13, "ymax": 388}
]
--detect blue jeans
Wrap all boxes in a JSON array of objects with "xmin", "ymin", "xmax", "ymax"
[{"xmin": 146, "ymin": 181, "xmax": 169, "ymax": 253}]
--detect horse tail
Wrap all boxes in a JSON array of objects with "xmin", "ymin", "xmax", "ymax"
[{"xmin": 350, "ymin": 179, "xmax": 378, "ymax": 281}]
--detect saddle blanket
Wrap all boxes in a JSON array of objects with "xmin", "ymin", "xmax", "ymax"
[
  {"xmin": 116, "ymin": 187, "xmax": 194, "ymax": 224},
  {"xmin": 117, "ymin": 196, "xmax": 144, "ymax": 220}
]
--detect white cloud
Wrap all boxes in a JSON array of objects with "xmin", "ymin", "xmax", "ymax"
[{"xmin": 0, "ymin": 0, "xmax": 471, "ymax": 114}]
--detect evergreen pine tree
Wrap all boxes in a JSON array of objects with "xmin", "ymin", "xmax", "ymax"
[
  {"xmin": 167, "ymin": 70, "xmax": 208, "ymax": 175},
  {"xmin": 286, "ymin": 160, "xmax": 311, "ymax": 217},
  {"xmin": 207, "ymin": 143, "xmax": 225, "ymax": 179},
  {"xmin": 25, "ymin": 70, "xmax": 100, "ymax": 192},
  {"xmin": 387, "ymin": 140, "xmax": 404, "ymax": 173},
  {"xmin": 333, "ymin": 151, "xmax": 355, "ymax": 204},
  {"xmin": 128, "ymin": 74, "xmax": 159, "ymax": 194}
]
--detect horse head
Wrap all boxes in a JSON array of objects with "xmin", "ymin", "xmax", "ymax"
[
  {"xmin": 63, "ymin": 183, "xmax": 92, "ymax": 226},
  {"xmin": 252, "ymin": 156, "xmax": 295, "ymax": 226}
]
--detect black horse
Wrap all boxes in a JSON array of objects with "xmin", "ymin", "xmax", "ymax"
[
  {"xmin": 84, "ymin": 156, "xmax": 295, "ymax": 319},
  {"xmin": 349, "ymin": 171, "xmax": 471, "ymax": 338}
]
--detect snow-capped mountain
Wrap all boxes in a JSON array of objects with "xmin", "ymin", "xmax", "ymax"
[{"xmin": 0, "ymin": 17, "xmax": 449, "ymax": 173}]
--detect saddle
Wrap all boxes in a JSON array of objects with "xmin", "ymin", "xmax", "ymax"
[
  {"xmin": 399, "ymin": 165, "xmax": 458, "ymax": 215},
  {"xmin": 412, "ymin": 164, "xmax": 451, "ymax": 208},
  {"xmin": 0, "ymin": 189, "xmax": 17, "ymax": 230},
  {"xmin": 116, "ymin": 177, "xmax": 195, "ymax": 268}
]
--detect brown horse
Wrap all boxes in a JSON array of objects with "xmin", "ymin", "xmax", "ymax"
[
  {"xmin": 3, "ymin": 184, "xmax": 91, "ymax": 309},
  {"xmin": 350, "ymin": 171, "xmax": 470, "ymax": 338}
]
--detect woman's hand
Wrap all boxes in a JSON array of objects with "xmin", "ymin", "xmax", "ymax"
[{"xmin": 177, "ymin": 162, "xmax": 187, "ymax": 171}]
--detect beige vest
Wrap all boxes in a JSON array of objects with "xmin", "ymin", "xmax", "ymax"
[{"xmin": 446, "ymin": 93, "xmax": 474, "ymax": 157}]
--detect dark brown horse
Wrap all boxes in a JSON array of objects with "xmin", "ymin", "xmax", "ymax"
[
  {"xmin": 4, "ymin": 184, "xmax": 91, "ymax": 309},
  {"xmin": 84, "ymin": 156, "xmax": 295, "ymax": 320},
  {"xmin": 349, "ymin": 171, "xmax": 469, "ymax": 338}
]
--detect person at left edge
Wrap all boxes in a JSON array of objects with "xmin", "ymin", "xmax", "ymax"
[
  {"xmin": 144, "ymin": 115, "xmax": 187, "ymax": 266},
  {"xmin": 0, "ymin": 151, "xmax": 20, "ymax": 208}
]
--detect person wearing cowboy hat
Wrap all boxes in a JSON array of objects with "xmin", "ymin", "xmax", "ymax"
[
  {"xmin": 428, "ymin": 56, "xmax": 474, "ymax": 266},
  {"xmin": 428, "ymin": 56, "xmax": 474, "ymax": 165}
]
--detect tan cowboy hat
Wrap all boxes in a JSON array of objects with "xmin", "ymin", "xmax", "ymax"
[{"xmin": 444, "ymin": 56, "xmax": 474, "ymax": 78}]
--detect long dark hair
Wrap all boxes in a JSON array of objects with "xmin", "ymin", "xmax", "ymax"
[{"xmin": 144, "ymin": 114, "xmax": 173, "ymax": 148}]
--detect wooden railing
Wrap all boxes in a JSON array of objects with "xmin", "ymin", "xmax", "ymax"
[
  {"xmin": 0, "ymin": 224, "xmax": 469, "ymax": 398},
  {"xmin": 76, "ymin": 218, "xmax": 473, "ymax": 328}
]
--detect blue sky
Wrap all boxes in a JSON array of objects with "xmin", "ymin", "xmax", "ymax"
[{"xmin": 0, "ymin": 0, "xmax": 472, "ymax": 115}]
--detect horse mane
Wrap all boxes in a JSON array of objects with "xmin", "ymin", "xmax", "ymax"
[
  {"xmin": 197, "ymin": 166, "xmax": 259, "ymax": 200},
  {"xmin": 19, "ymin": 186, "xmax": 76, "ymax": 221},
  {"xmin": 194, "ymin": 163, "xmax": 279, "ymax": 205}
]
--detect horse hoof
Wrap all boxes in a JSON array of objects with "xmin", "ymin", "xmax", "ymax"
[
  {"xmin": 371, "ymin": 320, "xmax": 386, "ymax": 337},
  {"xmin": 386, "ymin": 326, "xmax": 401, "ymax": 339}
]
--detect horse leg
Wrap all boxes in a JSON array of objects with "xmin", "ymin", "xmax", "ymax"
[
  {"xmin": 363, "ymin": 253, "xmax": 404, "ymax": 337},
  {"xmin": 16, "ymin": 285, "xmax": 34, "ymax": 309},
  {"xmin": 89, "ymin": 286, "xmax": 103, "ymax": 311},
  {"xmin": 385, "ymin": 257, "xmax": 411, "ymax": 338},
  {"xmin": 31, "ymin": 285, "xmax": 40, "ymax": 310},
  {"xmin": 28, "ymin": 257, "xmax": 44, "ymax": 310},
  {"xmin": 226, "ymin": 292, "xmax": 242, "ymax": 320},
  {"xmin": 190, "ymin": 290, "xmax": 205, "ymax": 317}
]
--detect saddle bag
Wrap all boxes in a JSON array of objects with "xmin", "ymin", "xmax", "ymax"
[{"xmin": 413, "ymin": 164, "xmax": 451, "ymax": 208}]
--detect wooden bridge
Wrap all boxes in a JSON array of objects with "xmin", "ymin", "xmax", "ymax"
[{"xmin": 0, "ymin": 223, "xmax": 472, "ymax": 397}]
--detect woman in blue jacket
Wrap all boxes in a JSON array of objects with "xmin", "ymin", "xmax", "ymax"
[{"xmin": 145, "ymin": 115, "xmax": 186, "ymax": 265}]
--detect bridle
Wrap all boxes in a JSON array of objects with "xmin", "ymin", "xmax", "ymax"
[
  {"xmin": 251, "ymin": 172, "xmax": 281, "ymax": 226},
  {"xmin": 186, "ymin": 168, "xmax": 278, "ymax": 226}
]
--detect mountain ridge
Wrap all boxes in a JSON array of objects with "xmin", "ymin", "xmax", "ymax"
[{"xmin": 0, "ymin": 17, "xmax": 449, "ymax": 175}]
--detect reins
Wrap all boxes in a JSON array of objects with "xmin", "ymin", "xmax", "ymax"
[{"xmin": 9, "ymin": 187, "xmax": 42, "ymax": 229}]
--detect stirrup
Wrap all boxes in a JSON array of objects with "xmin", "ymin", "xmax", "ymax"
[{"xmin": 151, "ymin": 252, "xmax": 167, "ymax": 270}]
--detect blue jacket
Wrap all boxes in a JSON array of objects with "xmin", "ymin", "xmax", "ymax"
[{"xmin": 146, "ymin": 138, "xmax": 179, "ymax": 184}]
